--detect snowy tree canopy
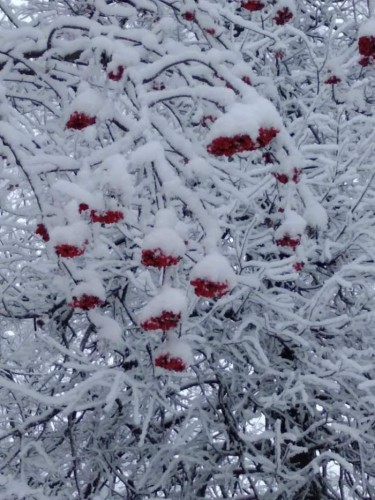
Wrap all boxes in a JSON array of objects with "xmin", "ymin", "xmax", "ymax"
[{"xmin": 0, "ymin": 0, "xmax": 374, "ymax": 498}]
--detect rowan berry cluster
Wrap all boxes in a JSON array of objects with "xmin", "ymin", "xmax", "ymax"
[
  {"xmin": 273, "ymin": 168, "xmax": 301, "ymax": 184},
  {"xmin": 276, "ymin": 235, "xmax": 301, "ymax": 251},
  {"xmin": 35, "ymin": 224, "xmax": 50, "ymax": 242},
  {"xmin": 108, "ymin": 65, "xmax": 124, "ymax": 81},
  {"xmin": 141, "ymin": 249, "xmax": 181, "ymax": 268},
  {"xmin": 90, "ymin": 210, "xmax": 124, "ymax": 224},
  {"xmin": 242, "ymin": 0, "xmax": 264, "ymax": 11},
  {"xmin": 190, "ymin": 278, "xmax": 229, "ymax": 299},
  {"xmin": 55, "ymin": 244, "xmax": 85, "ymax": 258},
  {"xmin": 141, "ymin": 311, "xmax": 181, "ymax": 331},
  {"xmin": 207, "ymin": 128, "xmax": 279, "ymax": 157},
  {"xmin": 66, "ymin": 112, "xmax": 96, "ymax": 130},
  {"xmin": 324, "ymin": 76, "xmax": 341, "ymax": 85},
  {"xmin": 274, "ymin": 7, "xmax": 294, "ymax": 25},
  {"xmin": 358, "ymin": 36, "xmax": 375, "ymax": 57},
  {"xmin": 154, "ymin": 354, "xmax": 186, "ymax": 372},
  {"xmin": 69, "ymin": 294, "xmax": 104, "ymax": 310}
]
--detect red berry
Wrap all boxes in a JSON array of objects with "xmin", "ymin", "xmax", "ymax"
[
  {"xmin": 108, "ymin": 65, "xmax": 125, "ymax": 81},
  {"xmin": 141, "ymin": 249, "xmax": 181, "ymax": 268},
  {"xmin": 358, "ymin": 36, "xmax": 375, "ymax": 56},
  {"xmin": 274, "ymin": 7, "xmax": 293, "ymax": 25},
  {"xmin": 55, "ymin": 244, "xmax": 86, "ymax": 258},
  {"xmin": 273, "ymin": 167, "xmax": 300, "ymax": 184},
  {"xmin": 154, "ymin": 353, "xmax": 186, "ymax": 372},
  {"xmin": 69, "ymin": 294, "xmax": 104, "ymax": 310},
  {"xmin": 90, "ymin": 210, "xmax": 124, "ymax": 224},
  {"xmin": 276, "ymin": 235, "xmax": 301, "ymax": 251},
  {"xmin": 242, "ymin": 0, "xmax": 265, "ymax": 11},
  {"xmin": 292, "ymin": 167, "xmax": 301, "ymax": 183},
  {"xmin": 141, "ymin": 311, "xmax": 181, "ymax": 331},
  {"xmin": 190, "ymin": 278, "xmax": 229, "ymax": 299},
  {"xmin": 182, "ymin": 11, "xmax": 195, "ymax": 21},
  {"xmin": 273, "ymin": 173, "xmax": 289, "ymax": 184},
  {"xmin": 66, "ymin": 112, "xmax": 96, "ymax": 130},
  {"xmin": 79, "ymin": 203, "xmax": 90, "ymax": 213},
  {"xmin": 35, "ymin": 223, "xmax": 50, "ymax": 242},
  {"xmin": 275, "ymin": 50, "xmax": 285, "ymax": 60},
  {"xmin": 204, "ymin": 27, "xmax": 216, "ymax": 35},
  {"xmin": 241, "ymin": 76, "xmax": 252, "ymax": 85},
  {"xmin": 293, "ymin": 262, "xmax": 304, "ymax": 272}
]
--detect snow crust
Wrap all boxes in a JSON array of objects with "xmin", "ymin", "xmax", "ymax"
[
  {"xmin": 69, "ymin": 85, "xmax": 103, "ymax": 116},
  {"xmin": 88, "ymin": 311, "xmax": 123, "ymax": 346},
  {"xmin": 155, "ymin": 336, "xmax": 194, "ymax": 367},
  {"xmin": 52, "ymin": 179, "xmax": 104, "ymax": 210},
  {"xmin": 190, "ymin": 253, "xmax": 237, "ymax": 288},
  {"xmin": 206, "ymin": 99, "xmax": 282, "ymax": 143},
  {"xmin": 324, "ymin": 60, "xmax": 345, "ymax": 81},
  {"xmin": 359, "ymin": 18, "xmax": 375, "ymax": 37},
  {"xmin": 100, "ymin": 154, "xmax": 133, "ymax": 199},
  {"xmin": 70, "ymin": 277, "xmax": 106, "ymax": 302},
  {"xmin": 187, "ymin": 158, "xmax": 212, "ymax": 179},
  {"xmin": 139, "ymin": 287, "xmax": 187, "ymax": 321},
  {"xmin": 155, "ymin": 209, "xmax": 178, "ymax": 229},
  {"xmin": 142, "ymin": 227, "xmax": 186, "ymax": 256},
  {"xmin": 50, "ymin": 221, "xmax": 89, "ymax": 246},
  {"xmin": 299, "ymin": 183, "xmax": 328, "ymax": 230},
  {"xmin": 275, "ymin": 210, "xmax": 307, "ymax": 238}
]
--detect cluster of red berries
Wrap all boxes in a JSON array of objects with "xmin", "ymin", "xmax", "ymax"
[
  {"xmin": 207, "ymin": 135, "xmax": 252, "ymax": 156},
  {"xmin": 55, "ymin": 244, "xmax": 86, "ymax": 258},
  {"xmin": 108, "ymin": 65, "xmax": 125, "ymax": 81},
  {"xmin": 142, "ymin": 249, "xmax": 181, "ymax": 268},
  {"xmin": 242, "ymin": 0, "xmax": 264, "ymax": 11},
  {"xmin": 324, "ymin": 75, "xmax": 341, "ymax": 85},
  {"xmin": 141, "ymin": 311, "xmax": 181, "ymax": 331},
  {"xmin": 35, "ymin": 224, "xmax": 50, "ymax": 242},
  {"xmin": 274, "ymin": 7, "xmax": 294, "ymax": 25},
  {"xmin": 190, "ymin": 278, "xmax": 229, "ymax": 299},
  {"xmin": 358, "ymin": 36, "xmax": 375, "ymax": 66},
  {"xmin": 257, "ymin": 127, "xmax": 279, "ymax": 147},
  {"xmin": 69, "ymin": 294, "xmax": 104, "ymax": 310},
  {"xmin": 66, "ymin": 112, "xmax": 96, "ymax": 130},
  {"xmin": 207, "ymin": 127, "xmax": 279, "ymax": 157},
  {"xmin": 78, "ymin": 204, "xmax": 124, "ymax": 224},
  {"xmin": 90, "ymin": 210, "xmax": 124, "ymax": 224},
  {"xmin": 273, "ymin": 168, "xmax": 301, "ymax": 184},
  {"xmin": 154, "ymin": 354, "xmax": 186, "ymax": 372},
  {"xmin": 276, "ymin": 235, "xmax": 301, "ymax": 251},
  {"xmin": 358, "ymin": 36, "xmax": 375, "ymax": 57},
  {"xmin": 182, "ymin": 11, "xmax": 195, "ymax": 21}
]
